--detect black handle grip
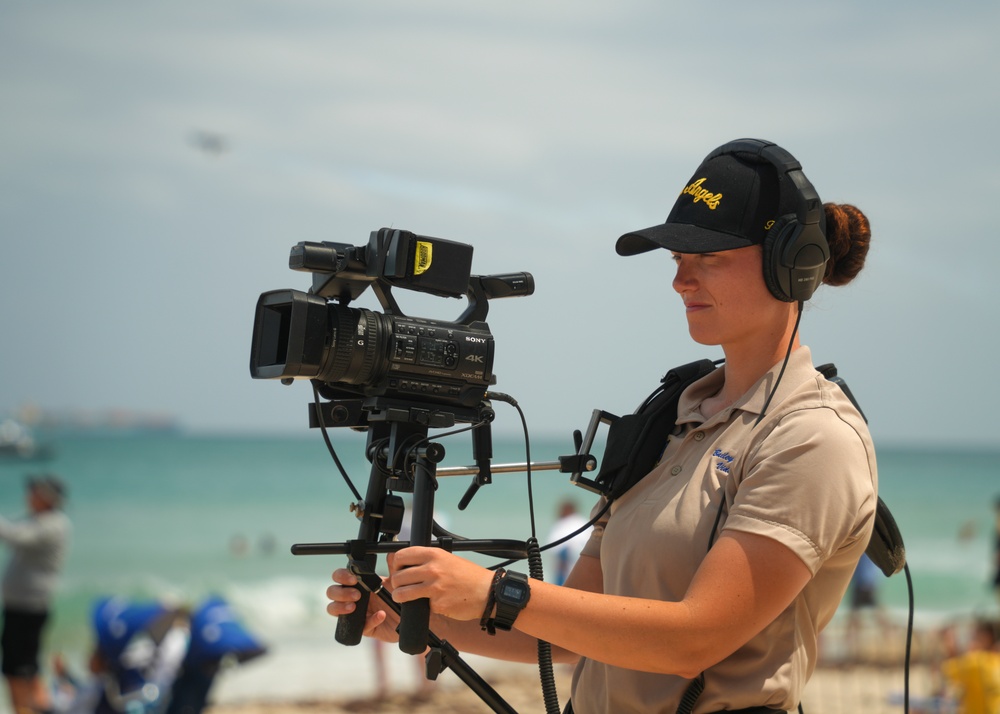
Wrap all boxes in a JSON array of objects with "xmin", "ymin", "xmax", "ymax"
[
  {"xmin": 458, "ymin": 480, "xmax": 481, "ymax": 510},
  {"xmin": 398, "ymin": 599, "xmax": 430, "ymax": 654},
  {"xmin": 335, "ymin": 585, "xmax": 370, "ymax": 646}
]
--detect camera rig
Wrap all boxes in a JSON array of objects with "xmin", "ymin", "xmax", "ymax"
[{"xmin": 250, "ymin": 229, "xmax": 592, "ymax": 712}]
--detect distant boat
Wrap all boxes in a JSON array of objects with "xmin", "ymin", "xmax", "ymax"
[{"xmin": 0, "ymin": 419, "xmax": 54, "ymax": 461}]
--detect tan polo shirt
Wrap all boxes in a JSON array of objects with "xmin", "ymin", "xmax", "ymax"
[{"xmin": 571, "ymin": 346, "xmax": 877, "ymax": 713}]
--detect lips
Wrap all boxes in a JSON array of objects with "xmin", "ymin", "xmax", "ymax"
[{"xmin": 683, "ymin": 301, "xmax": 710, "ymax": 311}]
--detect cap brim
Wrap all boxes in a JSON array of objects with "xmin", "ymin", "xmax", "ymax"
[{"xmin": 617, "ymin": 222, "xmax": 755, "ymax": 256}]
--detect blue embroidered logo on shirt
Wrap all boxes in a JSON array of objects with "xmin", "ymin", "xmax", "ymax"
[{"xmin": 713, "ymin": 448, "xmax": 734, "ymax": 474}]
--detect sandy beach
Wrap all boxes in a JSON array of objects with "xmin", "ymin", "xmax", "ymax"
[
  {"xmin": 206, "ymin": 662, "xmax": 935, "ymax": 714},
  {"xmin": 205, "ymin": 618, "xmax": 946, "ymax": 714}
]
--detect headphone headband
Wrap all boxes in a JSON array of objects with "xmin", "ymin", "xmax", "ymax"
[{"xmin": 709, "ymin": 138, "xmax": 829, "ymax": 302}]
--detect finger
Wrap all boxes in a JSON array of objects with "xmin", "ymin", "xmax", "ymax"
[
  {"xmin": 332, "ymin": 567, "xmax": 358, "ymax": 586},
  {"xmin": 326, "ymin": 582, "xmax": 362, "ymax": 604},
  {"xmin": 326, "ymin": 599, "xmax": 355, "ymax": 617},
  {"xmin": 390, "ymin": 545, "xmax": 433, "ymax": 569},
  {"xmin": 364, "ymin": 609, "xmax": 388, "ymax": 637}
]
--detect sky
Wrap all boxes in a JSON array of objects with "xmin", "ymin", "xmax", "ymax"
[{"xmin": 1, "ymin": 1, "xmax": 998, "ymax": 449}]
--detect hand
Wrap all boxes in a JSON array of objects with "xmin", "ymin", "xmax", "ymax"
[
  {"xmin": 325, "ymin": 567, "xmax": 401, "ymax": 643},
  {"xmin": 388, "ymin": 547, "xmax": 495, "ymax": 622}
]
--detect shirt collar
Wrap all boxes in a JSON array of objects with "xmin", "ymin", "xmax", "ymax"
[{"xmin": 676, "ymin": 346, "xmax": 816, "ymax": 426}]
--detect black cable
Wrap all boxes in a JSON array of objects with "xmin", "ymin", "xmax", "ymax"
[
  {"xmin": 903, "ymin": 562, "xmax": 914, "ymax": 714},
  {"xmin": 485, "ymin": 391, "xmax": 537, "ymax": 540},
  {"xmin": 484, "ymin": 391, "xmax": 563, "ymax": 713},
  {"xmin": 537, "ymin": 498, "xmax": 613, "ymax": 557},
  {"xmin": 754, "ymin": 301, "xmax": 803, "ymax": 428},
  {"xmin": 311, "ymin": 382, "xmax": 363, "ymax": 501},
  {"xmin": 525, "ymin": 537, "xmax": 560, "ymax": 714}
]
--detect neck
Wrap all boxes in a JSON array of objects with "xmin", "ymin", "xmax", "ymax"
[{"xmin": 718, "ymin": 305, "xmax": 802, "ymax": 403}]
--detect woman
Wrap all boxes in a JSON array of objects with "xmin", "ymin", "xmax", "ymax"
[{"xmin": 326, "ymin": 138, "xmax": 877, "ymax": 713}]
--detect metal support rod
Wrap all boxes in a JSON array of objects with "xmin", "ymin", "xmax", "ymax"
[{"xmin": 436, "ymin": 459, "xmax": 591, "ymax": 477}]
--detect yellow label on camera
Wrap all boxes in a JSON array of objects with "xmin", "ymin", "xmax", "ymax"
[{"xmin": 414, "ymin": 241, "xmax": 433, "ymax": 275}]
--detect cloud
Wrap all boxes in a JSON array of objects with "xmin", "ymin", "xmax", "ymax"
[{"xmin": 1, "ymin": 1, "xmax": 998, "ymax": 446}]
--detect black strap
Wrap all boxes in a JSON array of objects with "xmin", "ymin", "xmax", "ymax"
[{"xmin": 594, "ymin": 359, "xmax": 717, "ymax": 501}]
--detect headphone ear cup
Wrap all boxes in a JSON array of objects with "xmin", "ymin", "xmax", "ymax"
[
  {"xmin": 762, "ymin": 215, "xmax": 796, "ymax": 302},
  {"xmin": 762, "ymin": 214, "xmax": 830, "ymax": 303}
]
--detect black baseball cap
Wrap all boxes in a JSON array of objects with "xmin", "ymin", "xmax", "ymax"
[{"xmin": 616, "ymin": 143, "xmax": 786, "ymax": 256}]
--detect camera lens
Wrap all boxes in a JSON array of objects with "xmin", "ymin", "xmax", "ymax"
[{"xmin": 318, "ymin": 305, "xmax": 391, "ymax": 386}]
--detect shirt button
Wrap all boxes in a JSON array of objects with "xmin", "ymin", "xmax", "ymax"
[
  {"xmin": 693, "ymin": 431, "xmax": 705, "ymax": 441},
  {"xmin": 670, "ymin": 465, "xmax": 682, "ymax": 476}
]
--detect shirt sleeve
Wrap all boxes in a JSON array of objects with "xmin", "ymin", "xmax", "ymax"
[
  {"xmin": 0, "ymin": 516, "xmax": 41, "ymax": 547},
  {"xmin": 0, "ymin": 514, "xmax": 64, "ymax": 550},
  {"xmin": 722, "ymin": 405, "xmax": 877, "ymax": 574}
]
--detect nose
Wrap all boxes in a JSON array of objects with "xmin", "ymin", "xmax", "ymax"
[{"xmin": 672, "ymin": 257, "xmax": 695, "ymax": 294}]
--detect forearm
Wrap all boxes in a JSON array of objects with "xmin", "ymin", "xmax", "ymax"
[
  {"xmin": 514, "ymin": 533, "xmax": 812, "ymax": 677},
  {"xmin": 512, "ymin": 580, "xmax": 706, "ymax": 676},
  {"xmin": 428, "ymin": 612, "xmax": 580, "ymax": 665}
]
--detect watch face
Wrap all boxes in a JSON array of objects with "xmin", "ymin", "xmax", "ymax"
[{"xmin": 499, "ymin": 580, "xmax": 528, "ymax": 603}]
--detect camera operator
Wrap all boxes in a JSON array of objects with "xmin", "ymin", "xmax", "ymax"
[{"xmin": 325, "ymin": 138, "xmax": 877, "ymax": 714}]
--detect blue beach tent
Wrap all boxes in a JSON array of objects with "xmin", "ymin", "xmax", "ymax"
[
  {"xmin": 164, "ymin": 596, "xmax": 267, "ymax": 714},
  {"xmin": 79, "ymin": 595, "xmax": 266, "ymax": 714},
  {"xmin": 185, "ymin": 595, "xmax": 266, "ymax": 665}
]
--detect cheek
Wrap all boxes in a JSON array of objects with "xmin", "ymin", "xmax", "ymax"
[
  {"xmin": 721, "ymin": 270, "xmax": 774, "ymax": 308},
  {"xmin": 713, "ymin": 281, "xmax": 785, "ymax": 332}
]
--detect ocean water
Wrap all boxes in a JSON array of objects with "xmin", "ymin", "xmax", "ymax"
[{"xmin": 1, "ymin": 430, "xmax": 998, "ymax": 708}]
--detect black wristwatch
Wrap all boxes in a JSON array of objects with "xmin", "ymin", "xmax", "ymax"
[{"xmin": 492, "ymin": 570, "xmax": 531, "ymax": 631}]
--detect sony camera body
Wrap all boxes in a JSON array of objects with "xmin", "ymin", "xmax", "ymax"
[{"xmin": 250, "ymin": 228, "xmax": 533, "ymax": 410}]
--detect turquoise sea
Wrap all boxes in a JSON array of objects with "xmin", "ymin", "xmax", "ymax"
[{"xmin": 1, "ymin": 430, "xmax": 998, "ymax": 708}]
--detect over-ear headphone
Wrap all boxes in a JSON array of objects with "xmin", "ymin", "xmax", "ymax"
[{"xmin": 706, "ymin": 138, "xmax": 830, "ymax": 303}]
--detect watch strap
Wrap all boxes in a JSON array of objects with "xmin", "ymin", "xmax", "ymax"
[{"xmin": 479, "ymin": 568, "xmax": 505, "ymax": 635}]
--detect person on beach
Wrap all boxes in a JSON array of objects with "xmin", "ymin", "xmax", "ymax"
[
  {"xmin": 1, "ymin": 475, "xmax": 71, "ymax": 714},
  {"xmin": 546, "ymin": 500, "xmax": 591, "ymax": 587},
  {"xmin": 845, "ymin": 552, "xmax": 891, "ymax": 664},
  {"xmin": 937, "ymin": 619, "xmax": 1000, "ymax": 714},
  {"xmin": 326, "ymin": 138, "xmax": 878, "ymax": 713}
]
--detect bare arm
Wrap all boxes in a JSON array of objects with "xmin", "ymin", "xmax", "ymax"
[{"xmin": 385, "ymin": 530, "xmax": 810, "ymax": 678}]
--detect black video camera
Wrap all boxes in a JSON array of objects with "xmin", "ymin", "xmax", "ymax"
[{"xmin": 249, "ymin": 228, "xmax": 534, "ymax": 409}]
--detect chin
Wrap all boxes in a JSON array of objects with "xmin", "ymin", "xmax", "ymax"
[{"xmin": 685, "ymin": 324, "xmax": 719, "ymax": 347}]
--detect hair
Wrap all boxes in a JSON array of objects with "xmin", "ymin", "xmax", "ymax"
[
  {"xmin": 822, "ymin": 203, "xmax": 871, "ymax": 287},
  {"xmin": 974, "ymin": 618, "xmax": 998, "ymax": 648}
]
